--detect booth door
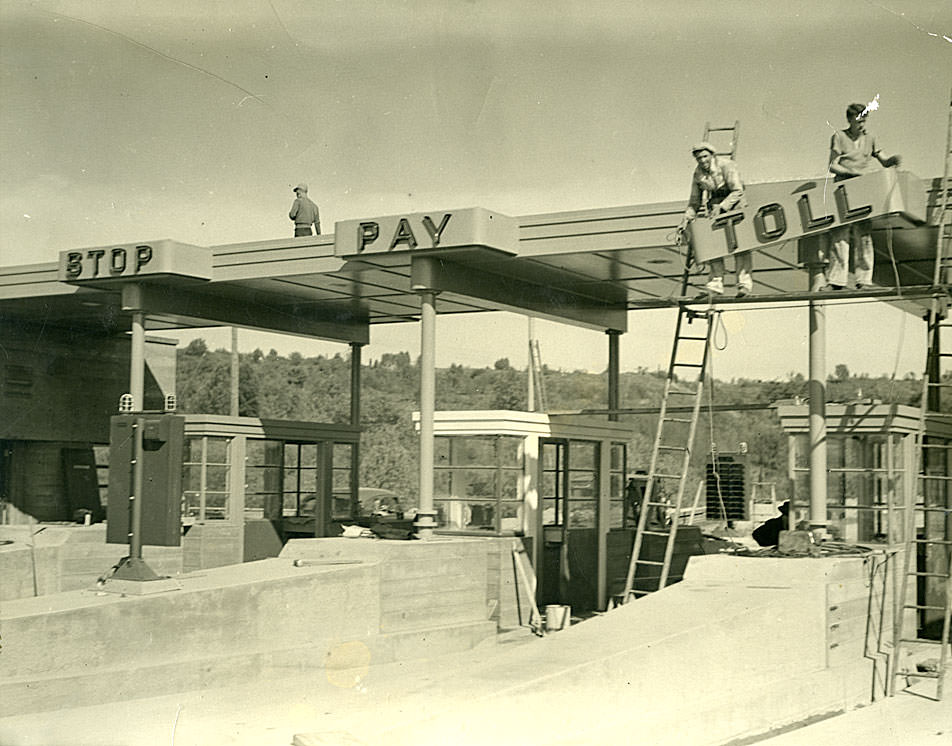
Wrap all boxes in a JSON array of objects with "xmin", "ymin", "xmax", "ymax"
[{"xmin": 539, "ymin": 439, "xmax": 600, "ymax": 613}]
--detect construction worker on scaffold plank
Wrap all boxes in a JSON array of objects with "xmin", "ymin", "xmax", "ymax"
[
  {"xmin": 679, "ymin": 142, "xmax": 751, "ymax": 297},
  {"xmin": 818, "ymin": 102, "xmax": 902, "ymax": 291}
]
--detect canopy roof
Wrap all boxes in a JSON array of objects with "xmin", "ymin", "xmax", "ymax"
[{"xmin": 0, "ymin": 175, "xmax": 944, "ymax": 344}]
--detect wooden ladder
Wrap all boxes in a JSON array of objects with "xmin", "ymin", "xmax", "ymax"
[{"xmin": 891, "ymin": 89, "xmax": 952, "ymax": 700}]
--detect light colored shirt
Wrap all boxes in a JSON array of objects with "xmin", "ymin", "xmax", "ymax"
[
  {"xmin": 685, "ymin": 156, "xmax": 744, "ymax": 219},
  {"xmin": 829, "ymin": 129, "xmax": 882, "ymax": 180},
  {"xmin": 289, "ymin": 195, "xmax": 321, "ymax": 232}
]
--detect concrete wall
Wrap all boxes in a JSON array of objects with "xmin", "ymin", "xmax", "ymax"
[
  {"xmin": 1, "ymin": 537, "xmax": 500, "ymax": 716},
  {"xmin": 0, "ymin": 524, "xmax": 182, "ymax": 601}
]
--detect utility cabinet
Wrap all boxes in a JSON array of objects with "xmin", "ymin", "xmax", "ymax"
[{"xmin": 106, "ymin": 414, "xmax": 185, "ymax": 547}]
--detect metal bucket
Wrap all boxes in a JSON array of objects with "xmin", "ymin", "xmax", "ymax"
[{"xmin": 544, "ymin": 604, "xmax": 571, "ymax": 631}]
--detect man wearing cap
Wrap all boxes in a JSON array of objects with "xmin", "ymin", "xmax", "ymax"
[
  {"xmin": 680, "ymin": 142, "xmax": 751, "ymax": 297},
  {"xmin": 289, "ymin": 183, "xmax": 321, "ymax": 237},
  {"xmin": 818, "ymin": 103, "xmax": 902, "ymax": 290}
]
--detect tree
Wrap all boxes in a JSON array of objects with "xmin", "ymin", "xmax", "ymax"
[{"xmin": 834, "ymin": 363, "xmax": 850, "ymax": 381}]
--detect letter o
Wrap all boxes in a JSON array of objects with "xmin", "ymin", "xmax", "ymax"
[
  {"xmin": 110, "ymin": 248, "xmax": 128, "ymax": 275},
  {"xmin": 754, "ymin": 203, "xmax": 787, "ymax": 243}
]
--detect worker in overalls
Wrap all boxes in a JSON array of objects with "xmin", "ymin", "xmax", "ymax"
[
  {"xmin": 680, "ymin": 142, "xmax": 751, "ymax": 297},
  {"xmin": 289, "ymin": 183, "xmax": 321, "ymax": 237}
]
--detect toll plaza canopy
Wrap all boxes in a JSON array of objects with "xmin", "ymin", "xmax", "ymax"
[{"xmin": 0, "ymin": 171, "xmax": 945, "ymax": 340}]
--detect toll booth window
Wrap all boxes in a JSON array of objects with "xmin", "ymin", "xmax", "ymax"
[
  {"xmin": 283, "ymin": 443, "xmax": 318, "ymax": 517},
  {"xmin": 434, "ymin": 435, "xmax": 523, "ymax": 533},
  {"xmin": 332, "ymin": 443, "xmax": 355, "ymax": 520},
  {"xmin": 182, "ymin": 436, "xmax": 230, "ymax": 520},
  {"xmin": 609, "ymin": 442, "xmax": 627, "ymax": 529},
  {"xmin": 568, "ymin": 440, "xmax": 599, "ymax": 529},
  {"xmin": 245, "ymin": 439, "xmax": 282, "ymax": 519},
  {"xmin": 789, "ymin": 433, "xmax": 909, "ymax": 543}
]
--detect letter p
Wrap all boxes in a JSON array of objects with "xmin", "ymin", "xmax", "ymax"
[{"xmin": 358, "ymin": 222, "xmax": 379, "ymax": 253}]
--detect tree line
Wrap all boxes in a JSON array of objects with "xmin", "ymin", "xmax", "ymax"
[{"xmin": 176, "ymin": 338, "xmax": 925, "ymax": 505}]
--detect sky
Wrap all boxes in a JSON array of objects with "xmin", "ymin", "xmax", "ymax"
[{"xmin": 1, "ymin": 0, "xmax": 950, "ymax": 380}]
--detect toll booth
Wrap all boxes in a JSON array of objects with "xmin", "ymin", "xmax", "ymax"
[
  {"xmin": 179, "ymin": 415, "xmax": 360, "ymax": 568},
  {"xmin": 417, "ymin": 411, "xmax": 631, "ymax": 613},
  {"xmin": 777, "ymin": 402, "xmax": 952, "ymax": 633}
]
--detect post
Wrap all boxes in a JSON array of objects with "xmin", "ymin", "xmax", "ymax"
[
  {"xmin": 808, "ymin": 296, "xmax": 829, "ymax": 534},
  {"xmin": 416, "ymin": 289, "xmax": 439, "ymax": 538},
  {"xmin": 527, "ymin": 317, "xmax": 536, "ymax": 412},
  {"xmin": 607, "ymin": 329, "xmax": 621, "ymax": 422},
  {"xmin": 130, "ymin": 310, "xmax": 146, "ymax": 412},
  {"xmin": 230, "ymin": 327, "xmax": 240, "ymax": 416},
  {"xmin": 350, "ymin": 341, "xmax": 363, "ymax": 518}
]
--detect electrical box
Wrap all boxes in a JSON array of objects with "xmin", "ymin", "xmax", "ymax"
[
  {"xmin": 106, "ymin": 414, "xmax": 185, "ymax": 546},
  {"xmin": 705, "ymin": 453, "xmax": 747, "ymax": 521}
]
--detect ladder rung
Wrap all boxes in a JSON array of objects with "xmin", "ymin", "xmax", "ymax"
[
  {"xmin": 663, "ymin": 417, "xmax": 694, "ymax": 424},
  {"xmin": 637, "ymin": 559, "xmax": 665, "ymax": 566},
  {"xmin": 672, "ymin": 362, "xmax": 704, "ymax": 368},
  {"xmin": 641, "ymin": 530, "xmax": 670, "ymax": 537},
  {"xmin": 904, "ymin": 603, "xmax": 948, "ymax": 611},
  {"xmin": 645, "ymin": 500, "xmax": 672, "ymax": 507},
  {"xmin": 918, "ymin": 474, "xmax": 952, "ymax": 481},
  {"xmin": 667, "ymin": 389, "xmax": 697, "ymax": 396},
  {"xmin": 677, "ymin": 335, "xmax": 708, "ymax": 342},
  {"xmin": 896, "ymin": 670, "xmax": 943, "ymax": 679},
  {"xmin": 652, "ymin": 473, "xmax": 684, "ymax": 480},
  {"xmin": 898, "ymin": 638, "xmax": 946, "ymax": 645},
  {"xmin": 657, "ymin": 445, "xmax": 688, "ymax": 451},
  {"xmin": 926, "ymin": 381, "xmax": 952, "ymax": 387},
  {"xmin": 913, "ymin": 538, "xmax": 952, "ymax": 545},
  {"xmin": 910, "ymin": 571, "xmax": 952, "ymax": 578},
  {"xmin": 629, "ymin": 589, "xmax": 651, "ymax": 597}
]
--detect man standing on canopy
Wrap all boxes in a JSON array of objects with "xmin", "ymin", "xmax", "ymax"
[
  {"xmin": 289, "ymin": 183, "xmax": 321, "ymax": 237},
  {"xmin": 819, "ymin": 102, "xmax": 902, "ymax": 291},
  {"xmin": 680, "ymin": 142, "xmax": 751, "ymax": 297}
]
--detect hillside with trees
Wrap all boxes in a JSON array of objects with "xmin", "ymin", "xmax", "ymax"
[{"xmin": 176, "ymin": 339, "xmax": 924, "ymax": 505}]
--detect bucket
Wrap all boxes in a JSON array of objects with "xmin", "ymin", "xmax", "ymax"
[{"xmin": 544, "ymin": 604, "xmax": 571, "ymax": 632}]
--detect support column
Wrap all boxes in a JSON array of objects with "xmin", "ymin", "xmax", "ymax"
[
  {"xmin": 230, "ymin": 327, "xmax": 239, "ymax": 416},
  {"xmin": 415, "ymin": 288, "xmax": 439, "ymax": 538},
  {"xmin": 607, "ymin": 329, "xmax": 621, "ymax": 422},
  {"xmin": 350, "ymin": 341, "xmax": 364, "ymax": 519},
  {"xmin": 130, "ymin": 311, "xmax": 146, "ymax": 412},
  {"xmin": 527, "ymin": 317, "xmax": 536, "ymax": 412},
  {"xmin": 808, "ymin": 296, "xmax": 829, "ymax": 533}
]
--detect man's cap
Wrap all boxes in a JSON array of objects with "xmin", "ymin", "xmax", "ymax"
[
  {"xmin": 691, "ymin": 141, "xmax": 715, "ymax": 155},
  {"xmin": 294, "ymin": 183, "xmax": 308, "ymax": 192}
]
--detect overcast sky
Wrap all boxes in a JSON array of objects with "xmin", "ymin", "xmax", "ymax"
[{"xmin": 1, "ymin": 1, "xmax": 949, "ymax": 379}]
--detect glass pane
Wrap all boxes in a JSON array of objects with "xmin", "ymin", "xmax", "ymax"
[
  {"xmin": 183, "ymin": 491, "xmax": 201, "ymax": 518},
  {"xmin": 282, "ymin": 467, "xmax": 299, "ymax": 491},
  {"xmin": 435, "ymin": 437, "xmax": 451, "ymax": 466},
  {"xmin": 608, "ymin": 501, "xmax": 624, "ymax": 529},
  {"xmin": 499, "ymin": 501, "xmax": 523, "ymax": 533},
  {"xmin": 542, "ymin": 444, "xmax": 561, "ymax": 470},
  {"xmin": 333, "ymin": 469, "xmax": 351, "ymax": 492},
  {"xmin": 498, "ymin": 437, "xmax": 521, "ymax": 467},
  {"xmin": 245, "ymin": 491, "xmax": 264, "ymax": 510},
  {"xmin": 204, "ymin": 492, "xmax": 228, "ymax": 520},
  {"xmin": 569, "ymin": 471, "xmax": 596, "ymax": 499},
  {"xmin": 542, "ymin": 497, "xmax": 560, "ymax": 526},
  {"xmin": 610, "ymin": 472, "xmax": 624, "ymax": 498},
  {"xmin": 435, "ymin": 499, "xmax": 465, "ymax": 530},
  {"xmin": 300, "ymin": 444, "xmax": 318, "ymax": 467},
  {"xmin": 183, "ymin": 465, "xmax": 202, "ymax": 492},
  {"xmin": 447, "ymin": 469, "xmax": 496, "ymax": 500},
  {"xmin": 541, "ymin": 472, "xmax": 557, "ymax": 499},
  {"xmin": 466, "ymin": 502, "xmax": 496, "ymax": 530},
  {"xmin": 283, "ymin": 493, "xmax": 299, "ymax": 514},
  {"xmin": 569, "ymin": 499, "xmax": 596, "ymax": 528},
  {"xmin": 206, "ymin": 437, "xmax": 229, "ymax": 464},
  {"xmin": 185, "ymin": 438, "xmax": 203, "ymax": 463},
  {"xmin": 454, "ymin": 437, "xmax": 496, "ymax": 467},
  {"xmin": 333, "ymin": 443, "xmax": 352, "ymax": 470},
  {"xmin": 299, "ymin": 467, "xmax": 317, "ymax": 493},
  {"xmin": 247, "ymin": 466, "xmax": 281, "ymax": 495},
  {"xmin": 284, "ymin": 443, "xmax": 299, "ymax": 467},
  {"xmin": 611, "ymin": 443, "xmax": 625, "ymax": 471},
  {"xmin": 570, "ymin": 441, "xmax": 597, "ymax": 470},
  {"xmin": 205, "ymin": 465, "xmax": 229, "ymax": 492},
  {"xmin": 499, "ymin": 470, "xmax": 520, "ymax": 500},
  {"xmin": 434, "ymin": 469, "xmax": 452, "ymax": 498}
]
